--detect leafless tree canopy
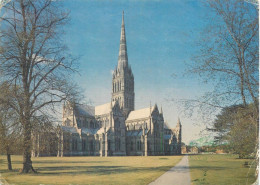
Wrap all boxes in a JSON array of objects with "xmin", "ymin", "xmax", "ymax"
[
  {"xmin": 191, "ymin": 0, "xmax": 258, "ymax": 108},
  {"xmin": 178, "ymin": 0, "xmax": 259, "ymax": 123},
  {"xmin": 0, "ymin": 0, "xmax": 79, "ymax": 173}
]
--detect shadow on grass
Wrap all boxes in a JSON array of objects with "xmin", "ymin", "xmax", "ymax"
[
  {"xmin": 1, "ymin": 165, "xmax": 174, "ymax": 176},
  {"xmin": 34, "ymin": 165, "xmax": 226, "ymax": 176},
  {"xmin": 1, "ymin": 164, "xmax": 229, "ymax": 177},
  {"xmin": 1, "ymin": 161, "xmax": 22, "ymax": 165},
  {"xmin": 0, "ymin": 169, "xmax": 20, "ymax": 173},
  {"xmin": 21, "ymin": 164, "xmax": 227, "ymax": 176},
  {"xmin": 188, "ymin": 166, "xmax": 225, "ymax": 170},
  {"xmin": 21, "ymin": 165, "xmax": 175, "ymax": 176},
  {"xmin": 32, "ymin": 160, "xmax": 109, "ymax": 164}
]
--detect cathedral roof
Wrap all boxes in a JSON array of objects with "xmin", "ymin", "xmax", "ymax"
[
  {"xmin": 95, "ymin": 103, "xmax": 111, "ymax": 116},
  {"xmin": 95, "ymin": 102, "xmax": 115, "ymax": 116},
  {"xmin": 126, "ymin": 106, "xmax": 154, "ymax": 121},
  {"xmin": 74, "ymin": 104, "xmax": 95, "ymax": 117},
  {"xmin": 164, "ymin": 122, "xmax": 171, "ymax": 129},
  {"xmin": 61, "ymin": 126, "xmax": 78, "ymax": 134},
  {"xmin": 96, "ymin": 127, "xmax": 105, "ymax": 134}
]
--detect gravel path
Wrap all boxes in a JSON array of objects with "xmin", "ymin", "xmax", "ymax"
[
  {"xmin": 0, "ymin": 174, "xmax": 9, "ymax": 185},
  {"xmin": 149, "ymin": 155, "xmax": 191, "ymax": 185}
]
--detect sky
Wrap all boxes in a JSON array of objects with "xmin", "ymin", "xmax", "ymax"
[{"xmin": 60, "ymin": 0, "xmax": 217, "ymax": 144}]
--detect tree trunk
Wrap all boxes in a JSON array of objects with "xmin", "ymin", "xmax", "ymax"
[
  {"xmin": 7, "ymin": 153, "xmax": 12, "ymax": 171},
  {"xmin": 21, "ymin": 123, "xmax": 37, "ymax": 173},
  {"xmin": 22, "ymin": 150, "xmax": 36, "ymax": 173}
]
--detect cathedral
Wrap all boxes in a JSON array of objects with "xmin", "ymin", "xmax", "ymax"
[{"xmin": 32, "ymin": 12, "xmax": 182, "ymax": 157}]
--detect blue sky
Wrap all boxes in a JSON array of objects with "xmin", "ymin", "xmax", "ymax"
[{"xmin": 61, "ymin": 0, "xmax": 216, "ymax": 143}]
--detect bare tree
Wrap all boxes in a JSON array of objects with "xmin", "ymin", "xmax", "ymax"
[
  {"xmin": 190, "ymin": 0, "xmax": 258, "ymax": 110},
  {"xmin": 175, "ymin": 0, "xmax": 258, "ymax": 123},
  {"xmin": 0, "ymin": 108, "xmax": 22, "ymax": 171},
  {"xmin": 0, "ymin": 0, "xmax": 79, "ymax": 173},
  {"xmin": 0, "ymin": 82, "xmax": 22, "ymax": 171}
]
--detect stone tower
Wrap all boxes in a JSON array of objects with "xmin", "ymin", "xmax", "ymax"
[{"xmin": 112, "ymin": 11, "xmax": 135, "ymax": 116}]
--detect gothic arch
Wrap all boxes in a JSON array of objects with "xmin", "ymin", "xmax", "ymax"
[
  {"xmin": 113, "ymin": 83, "xmax": 115, "ymax": 92},
  {"xmin": 90, "ymin": 120, "xmax": 94, "ymax": 128}
]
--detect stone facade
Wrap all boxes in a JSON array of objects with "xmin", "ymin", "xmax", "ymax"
[{"xmin": 32, "ymin": 12, "xmax": 182, "ymax": 157}]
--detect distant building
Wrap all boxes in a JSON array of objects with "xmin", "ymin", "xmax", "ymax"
[
  {"xmin": 181, "ymin": 146, "xmax": 188, "ymax": 154},
  {"xmin": 215, "ymin": 149, "xmax": 225, "ymax": 154},
  {"xmin": 190, "ymin": 146, "xmax": 199, "ymax": 154},
  {"xmin": 32, "ymin": 12, "xmax": 182, "ymax": 157}
]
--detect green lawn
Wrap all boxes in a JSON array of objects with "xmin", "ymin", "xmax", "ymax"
[
  {"xmin": 0, "ymin": 155, "xmax": 183, "ymax": 185},
  {"xmin": 189, "ymin": 154, "xmax": 257, "ymax": 185}
]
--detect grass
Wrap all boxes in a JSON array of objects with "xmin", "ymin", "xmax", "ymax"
[
  {"xmin": 189, "ymin": 154, "xmax": 257, "ymax": 185},
  {"xmin": 0, "ymin": 155, "xmax": 183, "ymax": 185}
]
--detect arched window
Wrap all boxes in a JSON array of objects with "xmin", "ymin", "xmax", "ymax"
[
  {"xmin": 82, "ymin": 139, "xmax": 86, "ymax": 151},
  {"xmin": 115, "ymin": 138, "xmax": 121, "ymax": 151},
  {"xmin": 77, "ymin": 119, "xmax": 81, "ymax": 127},
  {"xmin": 90, "ymin": 121, "xmax": 94, "ymax": 128},
  {"xmin": 72, "ymin": 139, "xmax": 77, "ymax": 151},
  {"xmin": 90, "ymin": 140, "xmax": 94, "ymax": 151},
  {"xmin": 131, "ymin": 141, "xmax": 134, "ymax": 151},
  {"xmin": 108, "ymin": 140, "xmax": 111, "ymax": 151}
]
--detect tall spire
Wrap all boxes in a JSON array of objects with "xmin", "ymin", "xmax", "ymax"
[
  {"xmin": 118, "ymin": 11, "xmax": 128, "ymax": 70},
  {"xmin": 177, "ymin": 117, "xmax": 181, "ymax": 126},
  {"xmin": 112, "ymin": 11, "xmax": 135, "ymax": 116},
  {"xmin": 122, "ymin": 10, "xmax": 124, "ymax": 25}
]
